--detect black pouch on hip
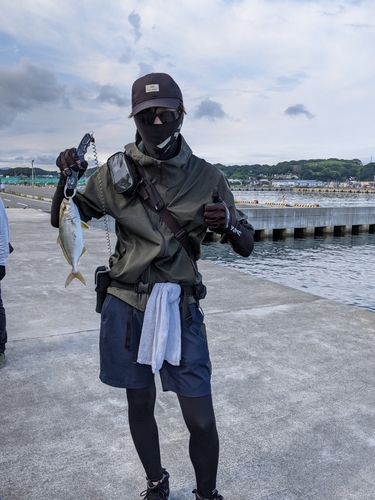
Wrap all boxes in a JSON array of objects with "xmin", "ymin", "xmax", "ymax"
[
  {"xmin": 95, "ymin": 266, "xmax": 111, "ymax": 313},
  {"xmin": 193, "ymin": 282, "xmax": 207, "ymax": 301}
]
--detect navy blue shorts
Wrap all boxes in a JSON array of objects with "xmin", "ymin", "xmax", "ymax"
[{"xmin": 99, "ymin": 294, "xmax": 212, "ymax": 397}]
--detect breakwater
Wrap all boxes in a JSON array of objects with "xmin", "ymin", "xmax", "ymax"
[{"xmin": 236, "ymin": 205, "xmax": 375, "ymax": 241}]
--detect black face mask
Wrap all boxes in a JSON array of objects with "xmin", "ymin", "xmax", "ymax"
[{"xmin": 134, "ymin": 114, "xmax": 184, "ymax": 160}]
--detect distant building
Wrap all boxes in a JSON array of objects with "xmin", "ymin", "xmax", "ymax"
[
  {"xmin": 272, "ymin": 180, "xmax": 295, "ymax": 187},
  {"xmin": 272, "ymin": 179, "xmax": 323, "ymax": 188}
]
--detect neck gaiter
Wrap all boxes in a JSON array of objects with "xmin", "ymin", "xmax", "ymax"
[{"xmin": 134, "ymin": 115, "xmax": 184, "ymax": 160}]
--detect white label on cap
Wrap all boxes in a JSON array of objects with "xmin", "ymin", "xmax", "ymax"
[{"xmin": 145, "ymin": 84, "xmax": 159, "ymax": 93}]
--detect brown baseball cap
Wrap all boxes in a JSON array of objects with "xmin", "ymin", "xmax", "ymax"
[{"xmin": 131, "ymin": 73, "xmax": 183, "ymax": 115}]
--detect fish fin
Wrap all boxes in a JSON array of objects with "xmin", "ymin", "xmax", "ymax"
[
  {"xmin": 65, "ymin": 272, "xmax": 75, "ymax": 287},
  {"xmin": 58, "ymin": 242, "xmax": 72, "ymax": 265},
  {"xmin": 65, "ymin": 271, "xmax": 86, "ymax": 287},
  {"xmin": 57, "ymin": 236, "xmax": 61, "ymax": 244},
  {"xmin": 81, "ymin": 221, "xmax": 90, "ymax": 229},
  {"xmin": 76, "ymin": 271, "xmax": 86, "ymax": 285},
  {"xmin": 80, "ymin": 247, "xmax": 87, "ymax": 257}
]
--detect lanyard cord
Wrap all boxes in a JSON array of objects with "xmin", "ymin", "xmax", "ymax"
[{"xmin": 91, "ymin": 134, "xmax": 112, "ymax": 258}]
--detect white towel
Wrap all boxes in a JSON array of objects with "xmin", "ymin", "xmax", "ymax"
[{"xmin": 137, "ymin": 283, "xmax": 182, "ymax": 373}]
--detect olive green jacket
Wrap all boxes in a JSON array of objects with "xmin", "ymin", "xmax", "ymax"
[{"xmin": 74, "ymin": 136, "xmax": 252, "ymax": 310}]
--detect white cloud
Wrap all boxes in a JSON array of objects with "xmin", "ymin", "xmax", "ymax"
[
  {"xmin": 194, "ymin": 99, "xmax": 228, "ymax": 121},
  {"xmin": 0, "ymin": 58, "xmax": 66, "ymax": 128},
  {"xmin": 284, "ymin": 104, "xmax": 315, "ymax": 119},
  {"xmin": 128, "ymin": 11, "xmax": 142, "ymax": 42}
]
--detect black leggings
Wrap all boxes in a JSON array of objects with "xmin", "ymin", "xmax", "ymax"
[{"xmin": 126, "ymin": 382, "xmax": 219, "ymax": 498}]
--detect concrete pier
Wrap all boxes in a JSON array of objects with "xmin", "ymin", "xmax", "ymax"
[
  {"xmin": 237, "ymin": 205, "xmax": 375, "ymax": 240},
  {"xmin": 2, "ymin": 209, "xmax": 375, "ymax": 500}
]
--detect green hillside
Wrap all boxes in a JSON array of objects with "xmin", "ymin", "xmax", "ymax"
[
  {"xmin": 214, "ymin": 159, "xmax": 375, "ymax": 182},
  {"xmin": 2, "ymin": 158, "xmax": 375, "ymax": 183}
]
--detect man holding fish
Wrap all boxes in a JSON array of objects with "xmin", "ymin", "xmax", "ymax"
[{"xmin": 51, "ymin": 73, "xmax": 254, "ymax": 500}]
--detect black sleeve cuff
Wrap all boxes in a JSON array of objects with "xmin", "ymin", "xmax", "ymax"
[{"xmin": 222, "ymin": 216, "xmax": 254, "ymax": 257}]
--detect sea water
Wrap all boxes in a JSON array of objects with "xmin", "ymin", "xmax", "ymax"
[{"xmin": 201, "ymin": 190, "xmax": 375, "ymax": 313}]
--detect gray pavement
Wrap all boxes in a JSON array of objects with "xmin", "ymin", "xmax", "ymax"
[{"xmin": 1, "ymin": 208, "xmax": 375, "ymax": 500}]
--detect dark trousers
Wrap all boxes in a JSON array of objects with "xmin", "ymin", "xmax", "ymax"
[{"xmin": 0, "ymin": 282, "xmax": 7, "ymax": 353}]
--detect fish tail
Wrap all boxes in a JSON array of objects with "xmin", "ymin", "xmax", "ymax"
[{"xmin": 65, "ymin": 271, "xmax": 86, "ymax": 288}]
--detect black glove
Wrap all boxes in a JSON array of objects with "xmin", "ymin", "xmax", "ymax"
[
  {"xmin": 204, "ymin": 201, "xmax": 232, "ymax": 233},
  {"xmin": 0, "ymin": 266, "xmax": 5, "ymax": 281},
  {"xmin": 56, "ymin": 148, "xmax": 88, "ymax": 182},
  {"xmin": 51, "ymin": 148, "xmax": 88, "ymax": 227},
  {"xmin": 204, "ymin": 186, "xmax": 254, "ymax": 257}
]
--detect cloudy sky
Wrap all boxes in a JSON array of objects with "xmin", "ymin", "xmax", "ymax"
[{"xmin": 0, "ymin": 0, "xmax": 374, "ymax": 171}]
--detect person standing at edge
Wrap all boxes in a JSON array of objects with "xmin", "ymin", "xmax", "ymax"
[
  {"xmin": 51, "ymin": 73, "xmax": 254, "ymax": 500},
  {"xmin": 0, "ymin": 197, "xmax": 10, "ymax": 368}
]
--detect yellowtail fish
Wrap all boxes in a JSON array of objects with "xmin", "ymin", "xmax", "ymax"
[{"xmin": 57, "ymin": 198, "xmax": 89, "ymax": 287}]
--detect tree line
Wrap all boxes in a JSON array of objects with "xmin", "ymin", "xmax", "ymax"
[
  {"xmin": 0, "ymin": 167, "xmax": 58, "ymax": 178},
  {"xmin": 213, "ymin": 159, "xmax": 375, "ymax": 182},
  {"xmin": 2, "ymin": 158, "xmax": 375, "ymax": 182}
]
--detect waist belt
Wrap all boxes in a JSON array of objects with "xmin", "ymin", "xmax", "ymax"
[
  {"xmin": 110, "ymin": 280, "xmax": 155, "ymax": 294},
  {"xmin": 111, "ymin": 280, "xmax": 196, "ymax": 298},
  {"xmin": 110, "ymin": 280, "xmax": 205, "ymax": 327}
]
